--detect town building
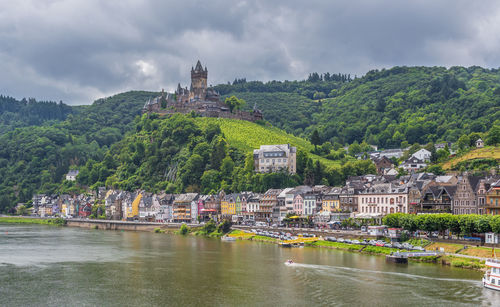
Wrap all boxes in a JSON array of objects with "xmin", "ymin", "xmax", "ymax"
[
  {"xmin": 303, "ymin": 193, "xmax": 319, "ymax": 216},
  {"xmin": 412, "ymin": 148, "xmax": 432, "ymax": 162},
  {"xmin": 173, "ymin": 193, "xmax": 198, "ymax": 223},
  {"xmin": 257, "ymin": 189, "xmax": 281, "ymax": 222},
  {"xmin": 476, "ymin": 138, "xmax": 484, "ymax": 148},
  {"xmin": 453, "ymin": 175, "xmax": 481, "ymax": 215},
  {"xmin": 420, "ymin": 185, "xmax": 455, "ymax": 213},
  {"xmin": 486, "ymin": 180, "xmax": 500, "ymax": 215},
  {"xmin": 357, "ymin": 183, "xmax": 409, "ymax": 216},
  {"xmin": 253, "ymin": 144, "xmax": 297, "ymax": 174},
  {"xmin": 401, "ymin": 156, "xmax": 427, "ymax": 172},
  {"xmin": 372, "ymin": 156, "xmax": 394, "ymax": 175}
]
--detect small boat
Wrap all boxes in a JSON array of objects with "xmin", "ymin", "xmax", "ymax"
[
  {"xmin": 483, "ymin": 258, "xmax": 500, "ymax": 291},
  {"xmin": 279, "ymin": 242, "xmax": 292, "ymax": 248},
  {"xmin": 221, "ymin": 236, "xmax": 236, "ymax": 241},
  {"xmin": 284, "ymin": 259, "xmax": 294, "ymax": 265}
]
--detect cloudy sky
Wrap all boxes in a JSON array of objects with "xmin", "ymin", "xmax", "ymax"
[{"xmin": 1, "ymin": 0, "xmax": 500, "ymax": 105}]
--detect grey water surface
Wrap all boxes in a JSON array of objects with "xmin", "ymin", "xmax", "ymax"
[{"xmin": 0, "ymin": 224, "xmax": 498, "ymax": 306}]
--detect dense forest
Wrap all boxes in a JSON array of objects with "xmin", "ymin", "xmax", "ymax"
[{"xmin": 0, "ymin": 95, "xmax": 73, "ymax": 133}]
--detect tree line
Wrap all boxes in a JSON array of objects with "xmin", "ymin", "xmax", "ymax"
[{"xmin": 382, "ymin": 213, "xmax": 500, "ymax": 235}]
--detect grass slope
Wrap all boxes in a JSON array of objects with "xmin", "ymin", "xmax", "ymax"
[
  {"xmin": 199, "ymin": 118, "xmax": 341, "ymax": 167},
  {"xmin": 442, "ymin": 146, "xmax": 500, "ymax": 170}
]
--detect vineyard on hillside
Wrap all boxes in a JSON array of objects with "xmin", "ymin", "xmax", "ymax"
[{"xmin": 199, "ymin": 118, "xmax": 343, "ymax": 167}]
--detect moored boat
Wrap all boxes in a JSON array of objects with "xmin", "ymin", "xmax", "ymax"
[
  {"xmin": 221, "ymin": 235, "xmax": 236, "ymax": 241},
  {"xmin": 483, "ymin": 258, "xmax": 500, "ymax": 291}
]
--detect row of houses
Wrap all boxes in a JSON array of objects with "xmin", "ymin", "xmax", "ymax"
[
  {"xmin": 32, "ymin": 172, "xmax": 500, "ymax": 225},
  {"xmin": 370, "ymin": 139, "xmax": 485, "ymax": 175}
]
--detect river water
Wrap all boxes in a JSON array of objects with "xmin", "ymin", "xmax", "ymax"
[{"xmin": 0, "ymin": 224, "xmax": 498, "ymax": 306}]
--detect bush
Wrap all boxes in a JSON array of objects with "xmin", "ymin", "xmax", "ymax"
[
  {"xmin": 216, "ymin": 219, "xmax": 232, "ymax": 234},
  {"xmin": 48, "ymin": 217, "xmax": 67, "ymax": 226},
  {"xmin": 178, "ymin": 223, "xmax": 190, "ymax": 235},
  {"xmin": 399, "ymin": 231, "xmax": 409, "ymax": 242}
]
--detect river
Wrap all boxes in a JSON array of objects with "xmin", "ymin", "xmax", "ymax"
[{"xmin": 0, "ymin": 224, "xmax": 498, "ymax": 306}]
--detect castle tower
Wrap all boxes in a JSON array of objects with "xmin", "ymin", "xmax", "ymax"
[{"xmin": 191, "ymin": 60, "xmax": 208, "ymax": 100}]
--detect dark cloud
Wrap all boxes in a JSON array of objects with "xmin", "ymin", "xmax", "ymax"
[{"xmin": 0, "ymin": 0, "xmax": 499, "ymax": 104}]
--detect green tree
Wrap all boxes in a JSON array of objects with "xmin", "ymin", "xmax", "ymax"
[
  {"xmin": 490, "ymin": 216, "xmax": 500, "ymax": 233},
  {"xmin": 224, "ymin": 96, "xmax": 246, "ymax": 113},
  {"xmin": 221, "ymin": 156, "xmax": 235, "ymax": 179},
  {"xmin": 200, "ymin": 170, "xmax": 221, "ymax": 194},
  {"xmin": 16, "ymin": 205, "xmax": 29, "ymax": 216},
  {"xmin": 311, "ymin": 129, "xmax": 321, "ymax": 150},
  {"xmin": 178, "ymin": 223, "xmax": 190, "ymax": 235},
  {"xmin": 485, "ymin": 125, "xmax": 500, "ymax": 145}
]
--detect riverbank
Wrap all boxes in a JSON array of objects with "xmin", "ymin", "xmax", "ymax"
[
  {"xmin": 0, "ymin": 216, "xmax": 66, "ymax": 226},
  {"xmin": 226, "ymin": 229, "xmax": 489, "ymax": 271}
]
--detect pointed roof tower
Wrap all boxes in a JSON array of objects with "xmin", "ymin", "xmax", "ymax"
[{"xmin": 194, "ymin": 60, "xmax": 203, "ymax": 72}]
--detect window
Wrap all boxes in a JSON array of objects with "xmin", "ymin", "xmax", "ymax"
[
  {"xmin": 283, "ymin": 159, "xmax": 287, "ymax": 162},
  {"xmin": 266, "ymin": 159, "xmax": 269, "ymax": 162},
  {"xmin": 277, "ymin": 159, "xmax": 281, "ymax": 162}
]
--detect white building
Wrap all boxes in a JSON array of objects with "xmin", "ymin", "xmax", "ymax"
[
  {"xmin": 357, "ymin": 183, "xmax": 409, "ymax": 215},
  {"xmin": 485, "ymin": 232, "xmax": 499, "ymax": 244},
  {"xmin": 303, "ymin": 194, "xmax": 317, "ymax": 216},
  {"xmin": 411, "ymin": 149, "xmax": 431, "ymax": 162},
  {"xmin": 65, "ymin": 170, "xmax": 79, "ymax": 181},
  {"xmin": 401, "ymin": 157, "xmax": 427, "ymax": 172},
  {"xmin": 254, "ymin": 144, "xmax": 297, "ymax": 174}
]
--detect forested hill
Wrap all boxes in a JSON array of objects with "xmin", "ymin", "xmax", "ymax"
[
  {"xmin": 0, "ymin": 95, "xmax": 73, "ymax": 133},
  {"xmin": 216, "ymin": 66, "xmax": 500, "ymax": 147},
  {"xmin": 0, "ymin": 91, "xmax": 155, "ymax": 211}
]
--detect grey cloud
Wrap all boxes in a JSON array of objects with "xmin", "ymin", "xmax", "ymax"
[{"xmin": 0, "ymin": 0, "xmax": 499, "ymax": 105}]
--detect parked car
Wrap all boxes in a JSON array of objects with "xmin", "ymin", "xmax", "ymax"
[
  {"xmin": 352, "ymin": 240, "xmax": 360, "ymax": 244},
  {"xmin": 360, "ymin": 226, "xmax": 367, "ymax": 232},
  {"xmin": 337, "ymin": 238, "xmax": 345, "ymax": 243},
  {"xmin": 393, "ymin": 242, "xmax": 402, "ymax": 249},
  {"xmin": 375, "ymin": 241, "xmax": 385, "ymax": 247},
  {"xmin": 402, "ymin": 243, "xmax": 411, "ymax": 249},
  {"xmin": 344, "ymin": 239, "xmax": 352, "ymax": 244},
  {"xmin": 385, "ymin": 243, "xmax": 393, "ymax": 248}
]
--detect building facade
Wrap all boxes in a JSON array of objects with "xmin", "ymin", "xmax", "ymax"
[{"xmin": 253, "ymin": 144, "xmax": 297, "ymax": 174}]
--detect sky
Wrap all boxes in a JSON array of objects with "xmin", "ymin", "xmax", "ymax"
[{"xmin": 1, "ymin": 0, "xmax": 500, "ymax": 105}]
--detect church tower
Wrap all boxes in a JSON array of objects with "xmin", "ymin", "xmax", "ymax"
[{"xmin": 190, "ymin": 60, "xmax": 208, "ymax": 100}]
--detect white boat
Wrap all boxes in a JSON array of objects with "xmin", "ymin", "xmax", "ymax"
[
  {"xmin": 284, "ymin": 259, "xmax": 294, "ymax": 265},
  {"xmin": 221, "ymin": 236, "xmax": 236, "ymax": 241},
  {"xmin": 483, "ymin": 258, "xmax": 500, "ymax": 291}
]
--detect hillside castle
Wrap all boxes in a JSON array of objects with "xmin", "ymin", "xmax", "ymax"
[{"xmin": 143, "ymin": 61, "xmax": 263, "ymax": 121}]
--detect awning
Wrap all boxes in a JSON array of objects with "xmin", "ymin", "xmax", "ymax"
[
  {"xmin": 201, "ymin": 209, "xmax": 217, "ymax": 212},
  {"xmin": 354, "ymin": 213, "xmax": 384, "ymax": 219}
]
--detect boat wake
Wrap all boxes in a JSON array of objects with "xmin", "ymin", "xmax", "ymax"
[{"xmin": 289, "ymin": 262, "xmax": 481, "ymax": 284}]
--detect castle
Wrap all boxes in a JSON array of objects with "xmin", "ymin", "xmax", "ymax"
[{"xmin": 143, "ymin": 61, "xmax": 263, "ymax": 121}]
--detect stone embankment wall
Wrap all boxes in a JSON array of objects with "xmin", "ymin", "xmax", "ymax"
[{"xmin": 67, "ymin": 219, "xmax": 198, "ymax": 232}]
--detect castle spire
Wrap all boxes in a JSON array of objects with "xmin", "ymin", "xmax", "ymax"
[{"xmin": 195, "ymin": 60, "xmax": 203, "ymax": 72}]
